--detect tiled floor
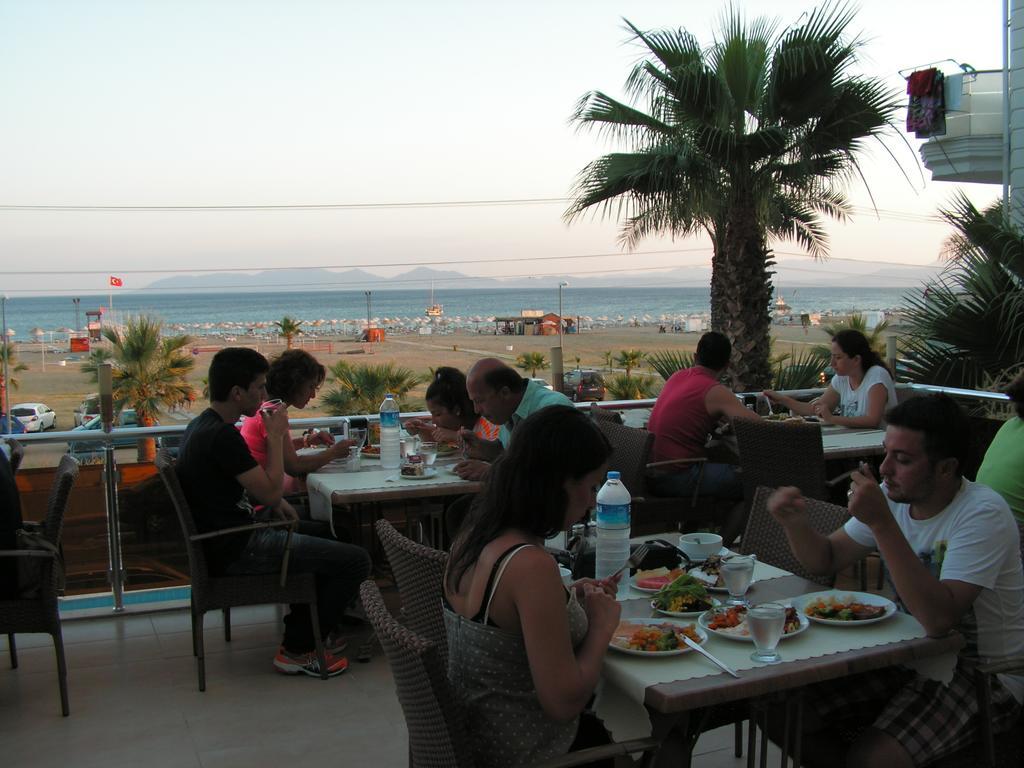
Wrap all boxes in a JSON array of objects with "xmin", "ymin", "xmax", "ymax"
[{"xmin": 0, "ymin": 599, "xmax": 787, "ymax": 767}]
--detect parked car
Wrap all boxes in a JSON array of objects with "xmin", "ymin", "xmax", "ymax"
[
  {"xmin": 528, "ymin": 377, "xmax": 554, "ymax": 391},
  {"xmin": 66, "ymin": 409, "xmax": 158, "ymax": 462},
  {"xmin": 11, "ymin": 402, "xmax": 58, "ymax": 431},
  {"xmin": 561, "ymin": 369, "xmax": 606, "ymax": 402},
  {"xmin": 74, "ymin": 394, "xmax": 100, "ymax": 426}
]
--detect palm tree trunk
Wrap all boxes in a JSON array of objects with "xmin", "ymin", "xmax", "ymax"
[
  {"xmin": 711, "ymin": 204, "xmax": 774, "ymax": 390},
  {"xmin": 137, "ymin": 414, "xmax": 157, "ymax": 463}
]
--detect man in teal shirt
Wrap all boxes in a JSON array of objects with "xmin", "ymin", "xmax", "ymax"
[{"xmin": 454, "ymin": 357, "xmax": 571, "ymax": 479}]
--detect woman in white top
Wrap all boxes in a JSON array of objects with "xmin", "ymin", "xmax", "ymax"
[{"xmin": 765, "ymin": 329, "xmax": 897, "ymax": 428}]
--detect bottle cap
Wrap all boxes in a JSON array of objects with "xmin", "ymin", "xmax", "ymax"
[{"xmin": 606, "ymin": 471, "xmax": 620, "ymax": 480}]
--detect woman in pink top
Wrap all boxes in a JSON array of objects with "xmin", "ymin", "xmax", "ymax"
[{"xmin": 240, "ymin": 349, "xmax": 354, "ymax": 496}]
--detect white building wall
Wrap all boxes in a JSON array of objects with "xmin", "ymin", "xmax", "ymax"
[{"xmin": 1012, "ymin": 0, "xmax": 1024, "ymax": 223}]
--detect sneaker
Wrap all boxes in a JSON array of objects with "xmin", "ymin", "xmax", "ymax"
[
  {"xmin": 325, "ymin": 633, "xmax": 348, "ymax": 656},
  {"xmin": 273, "ymin": 647, "xmax": 349, "ymax": 677}
]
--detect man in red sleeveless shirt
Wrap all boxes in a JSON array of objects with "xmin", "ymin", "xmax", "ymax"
[{"xmin": 647, "ymin": 332, "xmax": 760, "ymax": 514}]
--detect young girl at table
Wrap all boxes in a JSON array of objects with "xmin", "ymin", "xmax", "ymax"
[
  {"xmin": 444, "ymin": 405, "xmax": 621, "ymax": 767},
  {"xmin": 404, "ymin": 366, "xmax": 499, "ymax": 444},
  {"xmin": 764, "ymin": 329, "xmax": 897, "ymax": 428}
]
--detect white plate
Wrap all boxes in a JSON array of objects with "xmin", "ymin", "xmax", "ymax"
[
  {"xmin": 397, "ymin": 468, "xmax": 438, "ymax": 480},
  {"xmin": 609, "ymin": 619, "xmax": 707, "ymax": 657},
  {"xmin": 697, "ymin": 608, "xmax": 810, "ymax": 642},
  {"xmin": 296, "ymin": 446, "xmax": 327, "ymax": 456},
  {"xmin": 792, "ymin": 591, "xmax": 897, "ymax": 626},
  {"xmin": 630, "ymin": 576, "xmax": 672, "ymax": 594},
  {"xmin": 651, "ymin": 597, "xmax": 721, "ymax": 618}
]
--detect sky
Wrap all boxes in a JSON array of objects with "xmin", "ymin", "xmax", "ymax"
[{"xmin": 0, "ymin": 0, "xmax": 1009, "ymax": 296}]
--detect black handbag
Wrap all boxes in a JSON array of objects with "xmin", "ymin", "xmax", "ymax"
[{"xmin": 567, "ymin": 534, "xmax": 681, "ymax": 580}]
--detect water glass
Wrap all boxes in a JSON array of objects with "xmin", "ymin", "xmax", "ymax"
[
  {"xmin": 347, "ymin": 428, "xmax": 367, "ymax": 471},
  {"xmin": 419, "ymin": 441, "xmax": 438, "ymax": 466},
  {"xmin": 747, "ymin": 602, "xmax": 786, "ymax": 664},
  {"xmin": 260, "ymin": 398, "xmax": 284, "ymax": 416},
  {"xmin": 721, "ymin": 554, "xmax": 756, "ymax": 606}
]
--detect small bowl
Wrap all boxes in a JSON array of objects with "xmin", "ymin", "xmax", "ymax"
[{"xmin": 678, "ymin": 532, "xmax": 723, "ymax": 561}]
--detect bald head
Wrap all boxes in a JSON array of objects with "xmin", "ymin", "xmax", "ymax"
[{"xmin": 466, "ymin": 357, "xmax": 525, "ymax": 425}]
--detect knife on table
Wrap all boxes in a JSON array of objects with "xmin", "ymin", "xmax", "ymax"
[{"xmin": 682, "ymin": 636, "xmax": 740, "ymax": 678}]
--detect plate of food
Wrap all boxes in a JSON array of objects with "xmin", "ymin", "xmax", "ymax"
[
  {"xmin": 793, "ymin": 591, "xmax": 896, "ymax": 626},
  {"xmin": 698, "ymin": 605, "xmax": 808, "ymax": 641},
  {"xmin": 360, "ymin": 444, "xmax": 381, "ymax": 459},
  {"xmin": 680, "ymin": 554, "xmax": 752, "ymax": 593},
  {"xmin": 609, "ymin": 619, "xmax": 706, "ymax": 657},
  {"xmin": 631, "ymin": 567, "xmax": 687, "ymax": 593},
  {"xmin": 650, "ymin": 573, "xmax": 720, "ymax": 617},
  {"xmin": 436, "ymin": 443, "xmax": 460, "ymax": 457}
]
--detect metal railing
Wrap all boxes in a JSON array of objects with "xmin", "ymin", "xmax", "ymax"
[{"xmin": 3, "ymin": 382, "xmax": 1011, "ymax": 611}]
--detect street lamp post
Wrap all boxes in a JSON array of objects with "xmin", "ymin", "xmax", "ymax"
[
  {"xmin": 73, "ymin": 297, "xmax": 81, "ymax": 331},
  {"xmin": 365, "ymin": 291, "xmax": 372, "ymax": 341},
  {"xmin": 558, "ymin": 281, "xmax": 569, "ymax": 349}
]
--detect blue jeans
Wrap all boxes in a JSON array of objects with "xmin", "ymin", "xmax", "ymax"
[
  {"xmin": 647, "ymin": 462, "xmax": 743, "ymax": 500},
  {"xmin": 225, "ymin": 527, "xmax": 371, "ymax": 654}
]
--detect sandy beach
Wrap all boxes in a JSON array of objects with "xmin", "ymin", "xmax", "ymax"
[{"xmin": 4, "ymin": 320, "xmax": 866, "ymax": 433}]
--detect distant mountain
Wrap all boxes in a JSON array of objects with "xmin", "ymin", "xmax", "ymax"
[{"xmin": 143, "ymin": 261, "xmax": 942, "ymax": 292}]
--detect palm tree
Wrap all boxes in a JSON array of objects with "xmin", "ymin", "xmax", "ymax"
[
  {"xmin": 274, "ymin": 315, "xmax": 303, "ymax": 348},
  {"xmin": 87, "ymin": 316, "xmax": 196, "ymax": 461},
  {"xmin": 321, "ymin": 361, "xmax": 423, "ymax": 416},
  {"xmin": 770, "ymin": 346, "xmax": 830, "ymax": 390},
  {"xmin": 0, "ymin": 344, "xmax": 28, "ymax": 414},
  {"xmin": 601, "ymin": 351, "xmax": 616, "ymax": 372},
  {"xmin": 900, "ymin": 193, "xmax": 1024, "ymax": 389},
  {"xmin": 565, "ymin": 5, "xmax": 900, "ymax": 389},
  {"xmin": 647, "ymin": 349, "xmax": 695, "ymax": 381},
  {"xmin": 615, "ymin": 350, "xmax": 646, "ymax": 378},
  {"xmin": 80, "ymin": 347, "xmax": 114, "ymax": 379},
  {"xmin": 605, "ymin": 373, "xmax": 660, "ymax": 401},
  {"xmin": 515, "ymin": 352, "xmax": 549, "ymax": 378}
]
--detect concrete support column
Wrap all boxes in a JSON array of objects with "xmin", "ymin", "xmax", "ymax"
[{"xmin": 1010, "ymin": 0, "xmax": 1024, "ymax": 223}]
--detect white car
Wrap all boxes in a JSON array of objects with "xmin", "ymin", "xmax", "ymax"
[{"xmin": 11, "ymin": 402, "xmax": 57, "ymax": 432}]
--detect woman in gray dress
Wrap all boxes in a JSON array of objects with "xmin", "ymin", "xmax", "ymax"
[{"xmin": 444, "ymin": 405, "xmax": 621, "ymax": 768}]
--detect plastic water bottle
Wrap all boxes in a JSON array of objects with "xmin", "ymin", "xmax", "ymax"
[
  {"xmin": 595, "ymin": 471, "xmax": 631, "ymax": 595},
  {"xmin": 379, "ymin": 394, "xmax": 401, "ymax": 469}
]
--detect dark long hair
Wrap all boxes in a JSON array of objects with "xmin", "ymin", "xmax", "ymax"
[
  {"xmin": 446, "ymin": 405, "xmax": 611, "ymax": 593},
  {"xmin": 426, "ymin": 367, "xmax": 478, "ymax": 430},
  {"xmin": 833, "ymin": 329, "xmax": 887, "ymax": 377}
]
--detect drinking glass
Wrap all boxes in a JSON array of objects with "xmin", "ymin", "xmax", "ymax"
[
  {"xmin": 721, "ymin": 555, "xmax": 756, "ymax": 606},
  {"xmin": 347, "ymin": 428, "xmax": 367, "ymax": 471},
  {"xmin": 260, "ymin": 398, "xmax": 284, "ymax": 416},
  {"xmin": 419, "ymin": 441, "xmax": 438, "ymax": 466},
  {"xmin": 747, "ymin": 602, "xmax": 786, "ymax": 664}
]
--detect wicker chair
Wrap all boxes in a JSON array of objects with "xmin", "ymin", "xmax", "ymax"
[
  {"xmin": 591, "ymin": 418, "xmax": 714, "ymax": 535},
  {"xmin": 732, "ymin": 419, "xmax": 828, "ymax": 506},
  {"xmin": 0, "ymin": 454, "xmax": 78, "ymax": 716},
  {"xmin": 738, "ymin": 486, "xmax": 849, "ymax": 587},
  {"xmin": 155, "ymin": 450, "xmax": 328, "ymax": 690},
  {"xmin": 375, "ymin": 519, "xmax": 448, "ymax": 664},
  {"xmin": 588, "ymin": 403, "xmax": 623, "ymax": 425},
  {"xmin": 360, "ymin": 580, "xmax": 660, "ymax": 768}
]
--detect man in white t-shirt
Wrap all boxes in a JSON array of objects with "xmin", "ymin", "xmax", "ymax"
[{"xmin": 768, "ymin": 394, "xmax": 1024, "ymax": 767}]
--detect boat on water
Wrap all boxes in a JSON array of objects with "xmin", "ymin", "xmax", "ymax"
[
  {"xmin": 425, "ymin": 283, "xmax": 443, "ymax": 317},
  {"xmin": 774, "ymin": 294, "xmax": 792, "ymax": 315}
]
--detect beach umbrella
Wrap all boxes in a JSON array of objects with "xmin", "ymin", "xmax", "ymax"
[
  {"xmin": 5, "ymin": 329, "xmax": 14, "ymax": 337},
  {"xmin": 30, "ymin": 327, "xmax": 45, "ymax": 339}
]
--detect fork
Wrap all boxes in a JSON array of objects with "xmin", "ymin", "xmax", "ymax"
[{"xmin": 609, "ymin": 542, "xmax": 651, "ymax": 580}]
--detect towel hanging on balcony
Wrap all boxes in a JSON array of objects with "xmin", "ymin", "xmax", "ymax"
[{"xmin": 906, "ymin": 68, "xmax": 946, "ymax": 138}]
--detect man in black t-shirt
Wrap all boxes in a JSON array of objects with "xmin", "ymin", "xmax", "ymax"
[{"xmin": 177, "ymin": 348, "xmax": 370, "ymax": 677}]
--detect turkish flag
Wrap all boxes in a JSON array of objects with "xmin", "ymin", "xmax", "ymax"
[{"xmin": 109, "ymin": 276, "xmax": 123, "ymax": 287}]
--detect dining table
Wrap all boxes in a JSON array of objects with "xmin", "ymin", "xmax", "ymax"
[
  {"xmin": 819, "ymin": 424, "xmax": 886, "ymax": 460},
  {"xmin": 306, "ymin": 454, "xmax": 482, "ymax": 543},
  {"xmin": 595, "ymin": 560, "xmax": 963, "ymax": 768}
]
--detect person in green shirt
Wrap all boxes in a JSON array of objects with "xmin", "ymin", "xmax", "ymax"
[{"xmin": 977, "ymin": 371, "xmax": 1024, "ymax": 522}]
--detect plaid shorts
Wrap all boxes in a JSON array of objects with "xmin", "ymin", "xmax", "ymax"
[{"xmin": 802, "ymin": 662, "xmax": 1021, "ymax": 766}]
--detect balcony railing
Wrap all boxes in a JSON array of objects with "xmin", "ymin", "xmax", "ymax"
[{"xmin": 4, "ymin": 383, "xmax": 1011, "ymax": 614}]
